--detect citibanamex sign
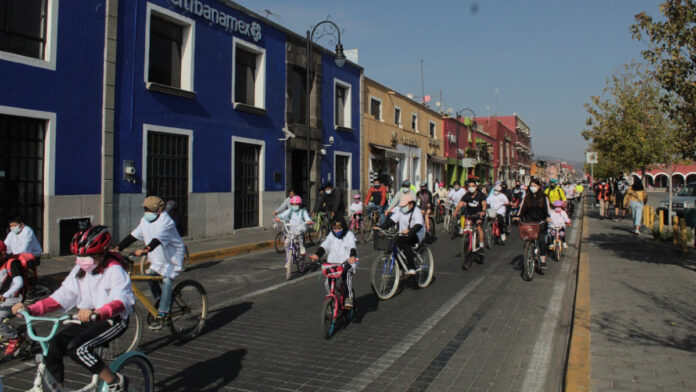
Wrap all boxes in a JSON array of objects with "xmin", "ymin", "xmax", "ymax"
[{"xmin": 170, "ymin": 0, "xmax": 262, "ymax": 42}]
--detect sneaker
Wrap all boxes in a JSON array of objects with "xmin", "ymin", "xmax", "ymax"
[
  {"xmin": 344, "ymin": 297, "xmax": 354, "ymax": 309},
  {"xmin": 548, "ymin": 244, "xmax": 555, "ymax": 251},
  {"xmin": 105, "ymin": 373, "xmax": 128, "ymax": 392},
  {"xmin": 300, "ymin": 246, "xmax": 306, "ymax": 255},
  {"xmin": 148, "ymin": 314, "xmax": 167, "ymax": 331},
  {"xmin": 459, "ymin": 228, "xmax": 464, "ymax": 235},
  {"xmin": 563, "ymin": 242, "xmax": 568, "ymax": 249},
  {"xmin": 406, "ymin": 269, "xmax": 416, "ymax": 276},
  {"xmin": 500, "ymin": 233, "xmax": 506, "ymax": 242},
  {"xmin": 540, "ymin": 260, "xmax": 547, "ymax": 270},
  {"xmin": 4, "ymin": 335, "xmax": 23, "ymax": 356}
]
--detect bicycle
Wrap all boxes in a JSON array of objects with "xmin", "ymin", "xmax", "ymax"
[
  {"xmin": 548, "ymin": 225, "xmax": 564, "ymax": 262},
  {"xmin": 277, "ymin": 220, "xmax": 310, "ymax": 280},
  {"xmin": 518, "ymin": 221, "xmax": 544, "ymax": 281},
  {"xmin": 101, "ymin": 254, "xmax": 208, "ymax": 361},
  {"xmin": 484, "ymin": 209, "xmax": 496, "ymax": 249},
  {"xmin": 362, "ymin": 205, "xmax": 383, "ymax": 242},
  {"xmin": 311, "ymin": 212, "xmax": 331, "ymax": 242},
  {"xmin": 348, "ymin": 212, "xmax": 365, "ymax": 242},
  {"xmin": 19, "ymin": 311, "xmax": 154, "ymax": 392},
  {"xmin": 460, "ymin": 216, "xmax": 485, "ymax": 271},
  {"xmin": 319, "ymin": 261, "xmax": 356, "ymax": 339},
  {"xmin": 490, "ymin": 212, "xmax": 507, "ymax": 246},
  {"xmin": 371, "ymin": 228, "xmax": 434, "ymax": 300},
  {"xmin": 442, "ymin": 203, "xmax": 456, "ymax": 235}
]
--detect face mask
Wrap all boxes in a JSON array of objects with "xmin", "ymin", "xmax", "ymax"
[
  {"xmin": 291, "ymin": 205, "xmax": 300, "ymax": 212},
  {"xmin": 333, "ymin": 229, "xmax": 343, "ymax": 237},
  {"xmin": 374, "ymin": 184, "xmax": 380, "ymax": 188},
  {"xmin": 529, "ymin": 186, "xmax": 539, "ymax": 193},
  {"xmin": 10, "ymin": 226, "xmax": 21, "ymax": 235},
  {"xmin": 144, "ymin": 212, "xmax": 158, "ymax": 222},
  {"xmin": 325, "ymin": 190, "xmax": 332, "ymax": 195},
  {"xmin": 554, "ymin": 207, "xmax": 562, "ymax": 213},
  {"xmin": 468, "ymin": 187, "xmax": 476, "ymax": 193},
  {"xmin": 401, "ymin": 206, "xmax": 411, "ymax": 214},
  {"xmin": 454, "ymin": 186, "xmax": 460, "ymax": 191},
  {"xmin": 402, "ymin": 187, "xmax": 409, "ymax": 192},
  {"xmin": 76, "ymin": 256, "xmax": 97, "ymax": 273},
  {"xmin": 494, "ymin": 191, "xmax": 500, "ymax": 195}
]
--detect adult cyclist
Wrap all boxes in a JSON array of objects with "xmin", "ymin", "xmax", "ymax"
[
  {"xmin": 387, "ymin": 180, "xmax": 416, "ymax": 214},
  {"xmin": 544, "ymin": 179, "xmax": 566, "ymax": 207},
  {"xmin": 365, "ymin": 178, "xmax": 387, "ymax": 225},
  {"xmin": 416, "ymin": 182, "xmax": 434, "ymax": 236},
  {"xmin": 454, "ymin": 180, "xmax": 487, "ymax": 250}
]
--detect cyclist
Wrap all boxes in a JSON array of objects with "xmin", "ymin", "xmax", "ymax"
[
  {"xmin": 0, "ymin": 241, "xmax": 28, "ymax": 355},
  {"xmin": 313, "ymin": 182, "xmax": 344, "ymax": 219},
  {"xmin": 387, "ymin": 180, "xmax": 416, "ymax": 214},
  {"xmin": 447, "ymin": 181, "xmax": 466, "ymax": 215},
  {"xmin": 365, "ymin": 178, "xmax": 388, "ymax": 225},
  {"xmin": 377, "ymin": 194, "xmax": 425, "ymax": 276},
  {"xmin": 310, "ymin": 217, "xmax": 358, "ymax": 309},
  {"xmin": 549, "ymin": 200, "xmax": 571, "ymax": 249},
  {"xmin": 454, "ymin": 180, "xmax": 487, "ymax": 249},
  {"xmin": 544, "ymin": 179, "xmax": 567, "ymax": 206},
  {"xmin": 12, "ymin": 226, "xmax": 134, "ymax": 392},
  {"xmin": 274, "ymin": 195, "xmax": 313, "ymax": 257},
  {"xmin": 4, "ymin": 216, "xmax": 43, "ymax": 259},
  {"xmin": 112, "ymin": 196, "xmax": 185, "ymax": 331},
  {"xmin": 486, "ymin": 185, "xmax": 510, "ymax": 242},
  {"xmin": 416, "ymin": 182, "xmax": 434, "ymax": 235},
  {"xmin": 514, "ymin": 179, "xmax": 552, "ymax": 270},
  {"xmin": 575, "ymin": 182, "xmax": 584, "ymax": 201},
  {"xmin": 273, "ymin": 189, "xmax": 296, "ymax": 216},
  {"xmin": 348, "ymin": 194, "xmax": 363, "ymax": 232}
]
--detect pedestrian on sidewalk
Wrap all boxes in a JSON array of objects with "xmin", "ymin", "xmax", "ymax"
[
  {"xmin": 623, "ymin": 178, "xmax": 647, "ymax": 235},
  {"xmin": 596, "ymin": 180, "xmax": 611, "ymax": 219},
  {"xmin": 612, "ymin": 172, "xmax": 629, "ymax": 222}
]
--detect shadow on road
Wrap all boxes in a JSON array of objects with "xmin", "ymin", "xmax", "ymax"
[
  {"xmin": 155, "ymin": 348, "xmax": 247, "ymax": 391},
  {"xmin": 185, "ymin": 259, "xmax": 224, "ymax": 272},
  {"xmin": 352, "ymin": 292, "xmax": 379, "ymax": 323}
]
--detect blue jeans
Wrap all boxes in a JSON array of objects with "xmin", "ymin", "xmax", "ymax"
[
  {"xmin": 148, "ymin": 271, "xmax": 174, "ymax": 315},
  {"xmin": 629, "ymin": 200, "xmax": 643, "ymax": 227},
  {"xmin": 367, "ymin": 202, "xmax": 386, "ymax": 225}
]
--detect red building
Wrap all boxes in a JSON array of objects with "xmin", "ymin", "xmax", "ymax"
[
  {"xmin": 441, "ymin": 116, "xmax": 469, "ymax": 185},
  {"xmin": 480, "ymin": 114, "xmax": 533, "ymax": 184}
]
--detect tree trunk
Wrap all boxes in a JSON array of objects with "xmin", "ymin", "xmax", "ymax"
[{"xmin": 668, "ymin": 163, "xmax": 676, "ymax": 228}]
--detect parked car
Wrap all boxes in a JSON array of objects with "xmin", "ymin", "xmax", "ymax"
[{"xmin": 656, "ymin": 182, "xmax": 696, "ymax": 223}]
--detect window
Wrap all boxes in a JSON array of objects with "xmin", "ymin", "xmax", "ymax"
[
  {"xmin": 233, "ymin": 37, "xmax": 266, "ymax": 109},
  {"xmin": 369, "ymin": 97, "xmax": 382, "ymax": 121},
  {"xmin": 394, "ymin": 107, "xmax": 401, "ymax": 127},
  {"xmin": 287, "ymin": 65, "xmax": 306, "ymax": 124},
  {"xmin": 0, "ymin": 0, "xmax": 47, "ymax": 59},
  {"xmin": 145, "ymin": 4, "xmax": 195, "ymax": 92},
  {"xmin": 411, "ymin": 113, "xmax": 418, "ymax": 132},
  {"xmin": 334, "ymin": 79, "xmax": 352, "ymax": 129},
  {"xmin": 429, "ymin": 121, "xmax": 436, "ymax": 138}
]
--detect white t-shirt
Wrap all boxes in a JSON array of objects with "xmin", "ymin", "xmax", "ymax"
[
  {"xmin": 4, "ymin": 225, "xmax": 42, "ymax": 257},
  {"xmin": 131, "ymin": 212, "xmax": 185, "ymax": 279},
  {"xmin": 390, "ymin": 206, "xmax": 426, "ymax": 242},
  {"xmin": 51, "ymin": 264, "xmax": 135, "ymax": 319},
  {"xmin": 349, "ymin": 202, "xmax": 363, "ymax": 215},
  {"xmin": 276, "ymin": 208, "xmax": 312, "ymax": 233},
  {"xmin": 486, "ymin": 192, "xmax": 509, "ymax": 215},
  {"xmin": 319, "ymin": 231, "xmax": 357, "ymax": 264},
  {"xmin": 549, "ymin": 210, "xmax": 571, "ymax": 229},
  {"xmin": 448, "ymin": 188, "xmax": 466, "ymax": 205}
]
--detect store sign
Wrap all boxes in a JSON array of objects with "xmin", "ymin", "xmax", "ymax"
[
  {"xmin": 170, "ymin": 0, "xmax": 262, "ymax": 42},
  {"xmin": 586, "ymin": 151, "xmax": 598, "ymax": 164},
  {"xmin": 462, "ymin": 158, "xmax": 476, "ymax": 168}
]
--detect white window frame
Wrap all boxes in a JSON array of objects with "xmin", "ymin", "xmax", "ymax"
[
  {"xmin": 369, "ymin": 96, "xmax": 383, "ymax": 122},
  {"xmin": 411, "ymin": 113, "xmax": 419, "ymax": 133},
  {"xmin": 0, "ymin": 105, "xmax": 56, "ymax": 251},
  {"xmin": 231, "ymin": 136, "xmax": 266, "ymax": 226},
  {"xmin": 232, "ymin": 37, "xmax": 266, "ymax": 109},
  {"xmin": 429, "ymin": 120, "xmax": 436, "ymax": 139},
  {"xmin": 142, "ymin": 124, "xmax": 194, "ymax": 194},
  {"xmin": 0, "ymin": 0, "xmax": 59, "ymax": 70},
  {"xmin": 334, "ymin": 151, "xmax": 352, "ymax": 193},
  {"xmin": 334, "ymin": 78, "xmax": 352, "ymax": 129},
  {"xmin": 394, "ymin": 105, "xmax": 402, "ymax": 128},
  {"xmin": 144, "ymin": 3, "xmax": 196, "ymax": 91}
]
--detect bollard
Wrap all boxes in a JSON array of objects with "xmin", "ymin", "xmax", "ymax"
[
  {"xmin": 659, "ymin": 210, "xmax": 664, "ymax": 233},
  {"xmin": 673, "ymin": 216, "xmax": 680, "ymax": 245},
  {"xmin": 650, "ymin": 206, "xmax": 655, "ymax": 229},
  {"xmin": 680, "ymin": 219, "xmax": 688, "ymax": 253},
  {"xmin": 643, "ymin": 205, "xmax": 650, "ymax": 227}
]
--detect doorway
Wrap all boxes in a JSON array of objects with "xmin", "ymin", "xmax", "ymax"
[{"xmin": 234, "ymin": 142, "xmax": 261, "ymax": 229}]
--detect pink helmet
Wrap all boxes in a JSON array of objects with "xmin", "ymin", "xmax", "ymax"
[
  {"xmin": 353, "ymin": 194, "xmax": 361, "ymax": 199},
  {"xmin": 553, "ymin": 200, "xmax": 564, "ymax": 208},
  {"xmin": 290, "ymin": 196, "xmax": 302, "ymax": 204}
]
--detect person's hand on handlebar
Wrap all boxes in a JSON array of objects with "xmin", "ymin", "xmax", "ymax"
[
  {"xmin": 77, "ymin": 308, "xmax": 97, "ymax": 323},
  {"xmin": 401, "ymin": 229, "xmax": 410, "ymax": 235},
  {"xmin": 135, "ymin": 247, "xmax": 150, "ymax": 257},
  {"xmin": 12, "ymin": 302, "xmax": 26, "ymax": 317},
  {"xmin": 310, "ymin": 254, "xmax": 319, "ymax": 262},
  {"xmin": 348, "ymin": 256, "xmax": 356, "ymax": 264}
]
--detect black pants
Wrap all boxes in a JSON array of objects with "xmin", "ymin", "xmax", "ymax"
[
  {"xmin": 46, "ymin": 316, "xmax": 128, "ymax": 382},
  {"xmin": 537, "ymin": 222, "xmax": 549, "ymax": 257},
  {"xmin": 395, "ymin": 233, "xmax": 419, "ymax": 269}
]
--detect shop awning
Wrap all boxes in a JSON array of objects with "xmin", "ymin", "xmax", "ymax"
[
  {"xmin": 369, "ymin": 143, "xmax": 403, "ymax": 158},
  {"xmin": 446, "ymin": 157, "xmax": 461, "ymax": 166},
  {"xmin": 427, "ymin": 154, "xmax": 447, "ymax": 165}
]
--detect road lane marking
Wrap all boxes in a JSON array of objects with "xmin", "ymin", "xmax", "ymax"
[{"xmin": 343, "ymin": 274, "xmax": 489, "ymax": 392}]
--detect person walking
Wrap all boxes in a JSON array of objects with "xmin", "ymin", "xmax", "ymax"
[
  {"xmin": 623, "ymin": 178, "xmax": 647, "ymax": 235},
  {"xmin": 613, "ymin": 172, "xmax": 629, "ymax": 222},
  {"xmin": 596, "ymin": 180, "xmax": 612, "ymax": 219}
]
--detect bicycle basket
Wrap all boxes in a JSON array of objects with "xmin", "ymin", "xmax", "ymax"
[
  {"xmin": 518, "ymin": 222, "xmax": 541, "ymax": 240},
  {"xmin": 373, "ymin": 231, "xmax": 395, "ymax": 251},
  {"xmin": 486, "ymin": 208, "xmax": 498, "ymax": 219},
  {"xmin": 322, "ymin": 263, "xmax": 344, "ymax": 278}
]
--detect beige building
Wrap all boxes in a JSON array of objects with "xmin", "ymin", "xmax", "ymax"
[{"xmin": 362, "ymin": 77, "xmax": 445, "ymax": 193}]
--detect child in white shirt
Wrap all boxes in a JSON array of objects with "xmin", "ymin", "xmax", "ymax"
[
  {"xmin": 549, "ymin": 200, "xmax": 572, "ymax": 248},
  {"xmin": 275, "ymin": 195, "xmax": 313, "ymax": 256},
  {"xmin": 310, "ymin": 217, "xmax": 358, "ymax": 309}
]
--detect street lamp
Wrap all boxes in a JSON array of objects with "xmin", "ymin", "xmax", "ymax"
[
  {"xmin": 456, "ymin": 108, "xmax": 477, "ymax": 182},
  {"xmin": 305, "ymin": 20, "xmax": 346, "ymax": 212}
]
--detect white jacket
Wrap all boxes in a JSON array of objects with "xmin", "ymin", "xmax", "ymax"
[
  {"xmin": 319, "ymin": 231, "xmax": 357, "ymax": 264},
  {"xmin": 131, "ymin": 212, "xmax": 185, "ymax": 279},
  {"xmin": 390, "ymin": 206, "xmax": 426, "ymax": 242}
]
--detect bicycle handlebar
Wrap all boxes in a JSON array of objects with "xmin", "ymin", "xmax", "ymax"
[{"xmin": 20, "ymin": 311, "xmax": 70, "ymax": 343}]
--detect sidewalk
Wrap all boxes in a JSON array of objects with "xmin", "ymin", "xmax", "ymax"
[{"xmin": 569, "ymin": 204, "xmax": 696, "ymax": 391}]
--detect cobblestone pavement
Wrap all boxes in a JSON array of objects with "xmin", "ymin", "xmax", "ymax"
[
  {"xmin": 1, "ymin": 214, "xmax": 582, "ymax": 392},
  {"xmin": 583, "ymin": 208, "xmax": 696, "ymax": 392}
]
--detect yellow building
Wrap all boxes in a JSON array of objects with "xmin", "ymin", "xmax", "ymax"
[{"xmin": 362, "ymin": 77, "xmax": 445, "ymax": 193}]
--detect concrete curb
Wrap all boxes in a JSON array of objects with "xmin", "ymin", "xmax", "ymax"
[{"xmin": 188, "ymin": 239, "xmax": 276, "ymax": 264}]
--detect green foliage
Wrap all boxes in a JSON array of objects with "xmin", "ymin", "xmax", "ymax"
[{"xmin": 631, "ymin": 1, "xmax": 696, "ymax": 158}]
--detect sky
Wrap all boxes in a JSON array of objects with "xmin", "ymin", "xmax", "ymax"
[{"xmin": 235, "ymin": 0, "xmax": 663, "ymax": 165}]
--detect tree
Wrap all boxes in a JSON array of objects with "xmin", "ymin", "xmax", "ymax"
[{"xmin": 631, "ymin": 1, "xmax": 696, "ymax": 157}]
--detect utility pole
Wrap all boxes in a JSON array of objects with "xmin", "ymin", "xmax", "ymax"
[{"xmin": 420, "ymin": 59, "xmax": 425, "ymax": 105}]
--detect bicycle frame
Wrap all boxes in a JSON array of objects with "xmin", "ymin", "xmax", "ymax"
[
  {"xmin": 460, "ymin": 217, "xmax": 479, "ymax": 253},
  {"xmin": 323, "ymin": 265, "xmax": 348, "ymax": 321}
]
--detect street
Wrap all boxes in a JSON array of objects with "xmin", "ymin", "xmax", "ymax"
[{"xmin": 1, "ymin": 216, "xmax": 581, "ymax": 392}]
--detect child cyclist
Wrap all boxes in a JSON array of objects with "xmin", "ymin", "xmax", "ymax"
[
  {"xmin": 310, "ymin": 217, "xmax": 358, "ymax": 309},
  {"xmin": 112, "ymin": 196, "xmax": 185, "ymax": 330},
  {"xmin": 0, "ymin": 241, "xmax": 29, "ymax": 355},
  {"xmin": 12, "ymin": 226, "xmax": 134, "ymax": 392},
  {"xmin": 549, "ymin": 200, "xmax": 572, "ymax": 249},
  {"xmin": 274, "ymin": 195, "xmax": 313, "ymax": 256},
  {"xmin": 348, "ymin": 194, "xmax": 363, "ymax": 230}
]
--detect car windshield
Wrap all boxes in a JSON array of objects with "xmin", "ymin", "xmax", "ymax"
[{"xmin": 677, "ymin": 185, "xmax": 696, "ymax": 196}]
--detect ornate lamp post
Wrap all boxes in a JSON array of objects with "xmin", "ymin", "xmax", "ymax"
[
  {"xmin": 305, "ymin": 20, "xmax": 346, "ymax": 212},
  {"xmin": 456, "ymin": 108, "xmax": 477, "ymax": 182}
]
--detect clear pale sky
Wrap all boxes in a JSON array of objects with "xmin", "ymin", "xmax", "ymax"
[{"xmin": 236, "ymin": 0, "xmax": 662, "ymax": 164}]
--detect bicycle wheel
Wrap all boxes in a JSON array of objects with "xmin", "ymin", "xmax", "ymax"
[
  {"xmin": 306, "ymin": 228, "xmax": 319, "ymax": 246},
  {"xmin": 461, "ymin": 235, "xmax": 473, "ymax": 270},
  {"xmin": 274, "ymin": 232, "xmax": 285, "ymax": 254},
  {"xmin": 499, "ymin": 228, "xmax": 507, "ymax": 245},
  {"xmin": 138, "ymin": 255, "xmax": 149, "ymax": 276},
  {"xmin": 169, "ymin": 280, "xmax": 208, "ymax": 341},
  {"xmin": 320, "ymin": 297, "xmax": 337, "ymax": 339},
  {"xmin": 110, "ymin": 355, "xmax": 154, "ymax": 392},
  {"xmin": 371, "ymin": 255, "xmax": 400, "ymax": 300},
  {"xmin": 484, "ymin": 219, "xmax": 494, "ymax": 249},
  {"xmin": 415, "ymin": 247, "xmax": 434, "ymax": 288},
  {"xmin": 295, "ymin": 250, "xmax": 306, "ymax": 276},
  {"xmin": 443, "ymin": 215, "xmax": 451, "ymax": 233},
  {"xmin": 285, "ymin": 248, "xmax": 293, "ymax": 280},
  {"xmin": 428, "ymin": 216, "xmax": 436, "ymax": 236},
  {"xmin": 100, "ymin": 311, "xmax": 142, "ymax": 361},
  {"xmin": 555, "ymin": 240, "xmax": 562, "ymax": 262},
  {"xmin": 522, "ymin": 241, "xmax": 535, "ymax": 281}
]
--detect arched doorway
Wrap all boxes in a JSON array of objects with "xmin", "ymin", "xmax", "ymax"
[
  {"xmin": 655, "ymin": 174, "xmax": 668, "ymax": 188},
  {"xmin": 645, "ymin": 175, "xmax": 654, "ymax": 188},
  {"xmin": 686, "ymin": 173, "xmax": 696, "ymax": 184}
]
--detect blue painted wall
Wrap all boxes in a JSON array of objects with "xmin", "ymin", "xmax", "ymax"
[
  {"xmin": 0, "ymin": 1, "xmax": 106, "ymax": 195},
  {"xmin": 320, "ymin": 53, "xmax": 361, "ymax": 191},
  {"xmin": 114, "ymin": 0, "xmax": 287, "ymax": 194}
]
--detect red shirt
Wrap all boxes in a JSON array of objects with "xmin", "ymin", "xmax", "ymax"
[
  {"xmin": 366, "ymin": 186, "xmax": 387, "ymax": 206},
  {"xmin": 597, "ymin": 184, "xmax": 611, "ymax": 201}
]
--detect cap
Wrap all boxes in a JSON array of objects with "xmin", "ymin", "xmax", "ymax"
[
  {"xmin": 142, "ymin": 196, "xmax": 164, "ymax": 211},
  {"xmin": 399, "ymin": 193, "xmax": 415, "ymax": 206},
  {"xmin": 494, "ymin": 185, "xmax": 502, "ymax": 192}
]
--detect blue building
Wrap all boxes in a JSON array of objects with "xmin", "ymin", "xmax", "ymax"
[{"xmin": 0, "ymin": 0, "xmax": 362, "ymax": 255}]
